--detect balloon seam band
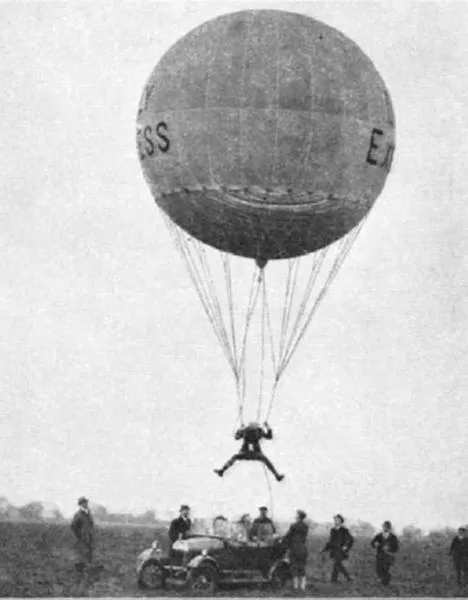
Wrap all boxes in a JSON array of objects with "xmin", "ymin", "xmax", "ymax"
[{"xmin": 156, "ymin": 187, "xmax": 355, "ymax": 208}]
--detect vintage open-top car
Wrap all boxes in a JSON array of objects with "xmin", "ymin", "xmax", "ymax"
[{"xmin": 136, "ymin": 533, "xmax": 292, "ymax": 593}]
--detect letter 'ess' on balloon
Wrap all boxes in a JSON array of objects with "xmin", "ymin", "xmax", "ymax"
[{"xmin": 136, "ymin": 10, "xmax": 395, "ymax": 265}]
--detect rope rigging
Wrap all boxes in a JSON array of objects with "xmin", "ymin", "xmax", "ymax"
[{"xmin": 161, "ymin": 210, "xmax": 366, "ymax": 429}]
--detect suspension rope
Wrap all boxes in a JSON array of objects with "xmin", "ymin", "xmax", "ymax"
[
  {"xmin": 161, "ymin": 217, "xmax": 240, "ymax": 381},
  {"xmin": 236, "ymin": 265, "xmax": 263, "ymax": 378},
  {"xmin": 222, "ymin": 254, "xmax": 238, "ymax": 363},
  {"xmin": 264, "ymin": 376, "xmax": 280, "ymax": 424},
  {"xmin": 262, "ymin": 271, "xmax": 278, "ymax": 377},
  {"xmin": 256, "ymin": 275, "xmax": 268, "ymax": 422},
  {"xmin": 278, "ymin": 222, "xmax": 365, "ymax": 377},
  {"xmin": 278, "ymin": 259, "xmax": 300, "ymax": 362},
  {"xmin": 261, "ymin": 464, "xmax": 274, "ymax": 520},
  {"xmin": 233, "ymin": 359, "xmax": 248, "ymax": 431},
  {"xmin": 179, "ymin": 234, "xmax": 237, "ymax": 374},
  {"xmin": 279, "ymin": 250, "xmax": 326, "ymax": 369},
  {"xmin": 194, "ymin": 242, "xmax": 236, "ymax": 369},
  {"xmin": 160, "ymin": 207, "xmax": 367, "ymax": 434}
]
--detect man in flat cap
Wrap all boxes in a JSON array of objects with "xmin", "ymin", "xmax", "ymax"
[
  {"xmin": 321, "ymin": 514, "xmax": 354, "ymax": 583},
  {"xmin": 250, "ymin": 506, "xmax": 276, "ymax": 543},
  {"xmin": 371, "ymin": 521, "xmax": 399, "ymax": 586},
  {"xmin": 71, "ymin": 497, "xmax": 95, "ymax": 572},
  {"xmin": 449, "ymin": 526, "xmax": 468, "ymax": 585},
  {"xmin": 169, "ymin": 504, "xmax": 192, "ymax": 545}
]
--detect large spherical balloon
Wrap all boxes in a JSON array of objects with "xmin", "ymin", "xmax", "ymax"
[{"xmin": 137, "ymin": 9, "xmax": 395, "ymax": 263}]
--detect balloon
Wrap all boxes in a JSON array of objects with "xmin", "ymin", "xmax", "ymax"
[{"xmin": 137, "ymin": 9, "xmax": 395, "ymax": 264}]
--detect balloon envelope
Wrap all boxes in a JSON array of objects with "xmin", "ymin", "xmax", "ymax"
[{"xmin": 137, "ymin": 9, "xmax": 395, "ymax": 262}]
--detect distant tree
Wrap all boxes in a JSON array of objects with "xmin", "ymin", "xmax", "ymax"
[
  {"xmin": 402, "ymin": 525, "xmax": 423, "ymax": 542},
  {"xmin": 51, "ymin": 508, "xmax": 65, "ymax": 522},
  {"xmin": 91, "ymin": 503, "xmax": 109, "ymax": 522},
  {"xmin": 427, "ymin": 527, "xmax": 456, "ymax": 543},
  {"xmin": 137, "ymin": 510, "xmax": 157, "ymax": 524},
  {"xmin": 109, "ymin": 513, "xmax": 133, "ymax": 524},
  {"xmin": 0, "ymin": 496, "xmax": 11, "ymax": 518},
  {"xmin": 7, "ymin": 506, "xmax": 21, "ymax": 521},
  {"xmin": 352, "ymin": 520, "xmax": 376, "ymax": 538},
  {"xmin": 18, "ymin": 501, "xmax": 44, "ymax": 521},
  {"xmin": 305, "ymin": 519, "xmax": 319, "ymax": 532}
]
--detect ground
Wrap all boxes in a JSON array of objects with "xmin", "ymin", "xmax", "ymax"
[{"xmin": 0, "ymin": 521, "xmax": 465, "ymax": 597}]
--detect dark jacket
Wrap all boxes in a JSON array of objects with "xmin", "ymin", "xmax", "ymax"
[
  {"xmin": 71, "ymin": 509, "xmax": 95, "ymax": 547},
  {"xmin": 235, "ymin": 424, "xmax": 272, "ymax": 453},
  {"xmin": 371, "ymin": 532, "xmax": 399, "ymax": 557},
  {"xmin": 324, "ymin": 526, "xmax": 354, "ymax": 559},
  {"xmin": 283, "ymin": 520, "xmax": 309, "ymax": 560},
  {"xmin": 169, "ymin": 516, "xmax": 192, "ymax": 544},
  {"xmin": 250, "ymin": 516, "xmax": 276, "ymax": 539},
  {"xmin": 450, "ymin": 536, "xmax": 468, "ymax": 559}
]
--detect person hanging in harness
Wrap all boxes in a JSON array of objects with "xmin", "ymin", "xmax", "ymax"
[{"xmin": 214, "ymin": 421, "xmax": 285, "ymax": 482}]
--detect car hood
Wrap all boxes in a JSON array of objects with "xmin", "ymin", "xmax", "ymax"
[{"xmin": 173, "ymin": 537, "xmax": 224, "ymax": 553}]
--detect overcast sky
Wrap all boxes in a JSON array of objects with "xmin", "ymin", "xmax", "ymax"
[{"xmin": 1, "ymin": 0, "xmax": 467, "ymax": 531}]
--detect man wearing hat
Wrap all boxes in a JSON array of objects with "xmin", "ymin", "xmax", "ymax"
[
  {"xmin": 250, "ymin": 506, "xmax": 276, "ymax": 542},
  {"xmin": 321, "ymin": 514, "xmax": 354, "ymax": 583},
  {"xmin": 71, "ymin": 497, "xmax": 95, "ymax": 571},
  {"xmin": 449, "ymin": 526, "xmax": 468, "ymax": 584},
  {"xmin": 169, "ymin": 504, "xmax": 192, "ymax": 545},
  {"xmin": 371, "ymin": 521, "xmax": 399, "ymax": 586}
]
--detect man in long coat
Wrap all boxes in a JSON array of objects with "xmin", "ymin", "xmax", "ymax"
[
  {"xmin": 449, "ymin": 527, "xmax": 468, "ymax": 585},
  {"xmin": 71, "ymin": 496, "xmax": 95, "ymax": 571}
]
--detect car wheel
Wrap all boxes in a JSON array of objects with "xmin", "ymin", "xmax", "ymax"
[
  {"xmin": 270, "ymin": 563, "xmax": 291, "ymax": 590},
  {"xmin": 188, "ymin": 565, "xmax": 218, "ymax": 595},
  {"xmin": 138, "ymin": 560, "xmax": 166, "ymax": 590}
]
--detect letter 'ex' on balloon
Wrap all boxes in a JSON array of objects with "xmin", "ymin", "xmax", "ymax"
[{"xmin": 366, "ymin": 128, "xmax": 394, "ymax": 171}]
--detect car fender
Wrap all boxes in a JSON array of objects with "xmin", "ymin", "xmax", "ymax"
[
  {"xmin": 136, "ymin": 549, "xmax": 155, "ymax": 573},
  {"xmin": 187, "ymin": 554, "xmax": 219, "ymax": 572}
]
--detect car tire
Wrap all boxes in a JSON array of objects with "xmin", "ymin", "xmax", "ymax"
[
  {"xmin": 137, "ymin": 559, "xmax": 166, "ymax": 590},
  {"xmin": 187, "ymin": 564, "xmax": 219, "ymax": 595},
  {"xmin": 270, "ymin": 563, "xmax": 291, "ymax": 590}
]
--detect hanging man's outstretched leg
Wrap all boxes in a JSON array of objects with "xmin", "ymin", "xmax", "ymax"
[
  {"xmin": 257, "ymin": 453, "xmax": 284, "ymax": 482},
  {"xmin": 214, "ymin": 453, "xmax": 243, "ymax": 477}
]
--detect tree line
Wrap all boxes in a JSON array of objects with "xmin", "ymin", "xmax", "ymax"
[{"xmin": 0, "ymin": 496, "xmax": 460, "ymax": 541}]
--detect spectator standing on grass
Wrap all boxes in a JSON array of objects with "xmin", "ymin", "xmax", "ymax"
[
  {"xmin": 71, "ymin": 496, "xmax": 95, "ymax": 572},
  {"xmin": 169, "ymin": 504, "xmax": 192, "ymax": 544},
  {"xmin": 371, "ymin": 521, "xmax": 399, "ymax": 586},
  {"xmin": 449, "ymin": 526, "xmax": 468, "ymax": 585},
  {"xmin": 321, "ymin": 514, "xmax": 354, "ymax": 583},
  {"xmin": 282, "ymin": 509, "xmax": 309, "ymax": 592}
]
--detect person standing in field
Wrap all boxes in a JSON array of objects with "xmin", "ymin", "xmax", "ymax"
[
  {"xmin": 371, "ymin": 521, "xmax": 399, "ymax": 586},
  {"xmin": 282, "ymin": 509, "xmax": 309, "ymax": 592},
  {"xmin": 449, "ymin": 526, "xmax": 468, "ymax": 585},
  {"xmin": 71, "ymin": 496, "xmax": 95, "ymax": 572},
  {"xmin": 321, "ymin": 514, "xmax": 354, "ymax": 583}
]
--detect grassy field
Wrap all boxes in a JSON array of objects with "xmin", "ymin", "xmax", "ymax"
[{"xmin": 0, "ymin": 521, "xmax": 465, "ymax": 597}]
